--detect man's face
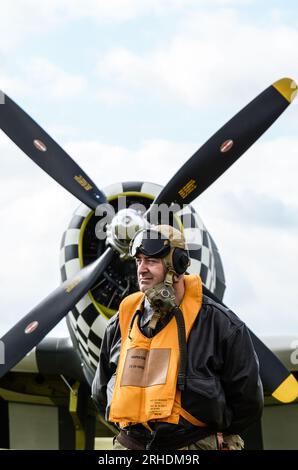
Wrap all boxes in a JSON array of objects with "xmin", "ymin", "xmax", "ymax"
[{"xmin": 136, "ymin": 253, "xmax": 166, "ymax": 292}]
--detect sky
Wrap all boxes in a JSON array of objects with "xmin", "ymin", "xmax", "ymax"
[{"xmin": 0, "ymin": 0, "xmax": 298, "ymax": 344}]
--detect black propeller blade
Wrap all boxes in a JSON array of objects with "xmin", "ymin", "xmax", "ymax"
[
  {"xmin": 0, "ymin": 92, "xmax": 106, "ymax": 209},
  {"xmin": 0, "ymin": 247, "xmax": 114, "ymax": 378},
  {"xmin": 203, "ymin": 286, "xmax": 298, "ymax": 403},
  {"xmin": 146, "ymin": 77, "xmax": 297, "ymax": 219},
  {"xmin": 249, "ymin": 331, "xmax": 298, "ymax": 403}
]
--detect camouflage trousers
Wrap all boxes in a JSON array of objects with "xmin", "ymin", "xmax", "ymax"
[{"xmin": 113, "ymin": 433, "xmax": 244, "ymax": 450}]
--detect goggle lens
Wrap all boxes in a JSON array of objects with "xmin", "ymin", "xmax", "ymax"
[{"xmin": 130, "ymin": 230, "xmax": 171, "ymax": 258}]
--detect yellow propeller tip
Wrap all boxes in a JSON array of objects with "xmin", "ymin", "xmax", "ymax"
[
  {"xmin": 273, "ymin": 77, "xmax": 297, "ymax": 103},
  {"xmin": 272, "ymin": 374, "xmax": 298, "ymax": 403}
]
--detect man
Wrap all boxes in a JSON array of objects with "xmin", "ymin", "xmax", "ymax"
[{"xmin": 92, "ymin": 225, "xmax": 263, "ymax": 450}]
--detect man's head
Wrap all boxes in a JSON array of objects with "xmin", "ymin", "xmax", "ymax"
[{"xmin": 130, "ymin": 225, "xmax": 190, "ymax": 292}]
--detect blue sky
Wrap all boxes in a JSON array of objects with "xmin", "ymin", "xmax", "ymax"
[{"xmin": 0, "ymin": 0, "xmax": 298, "ymax": 345}]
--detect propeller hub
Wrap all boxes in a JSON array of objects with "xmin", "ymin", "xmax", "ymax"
[{"xmin": 106, "ymin": 208, "xmax": 147, "ymax": 258}]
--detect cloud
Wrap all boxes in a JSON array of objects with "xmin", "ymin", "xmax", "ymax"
[
  {"xmin": 22, "ymin": 58, "xmax": 87, "ymax": 99},
  {"xmin": 96, "ymin": 88, "xmax": 131, "ymax": 106},
  {"xmin": 0, "ymin": 2, "xmax": 63, "ymax": 52},
  {"xmin": 0, "ymin": 74, "xmax": 26, "ymax": 97},
  {"xmin": 217, "ymin": 190, "xmax": 298, "ymax": 230},
  {"xmin": 0, "ymin": 58, "xmax": 87, "ymax": 105},
  {"xmin": 216, "ymin": 221, "xmax": 298, "ymax": 336},
  {"xmin": 0, "ymin": 0, "xmax": 248, "ymax": 51},
  {"xmin": 97, "ymin": 8, "xmax": 298, "ymax": 109}
]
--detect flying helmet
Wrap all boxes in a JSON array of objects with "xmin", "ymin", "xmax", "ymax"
[{"xmin": 129, "ymin": 224, "xmax": 190, "ymax": 275}]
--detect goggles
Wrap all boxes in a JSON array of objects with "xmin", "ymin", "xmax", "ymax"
[{"xmin": 129, "ymin": 229, "xmax": 171, "ymax": 258}]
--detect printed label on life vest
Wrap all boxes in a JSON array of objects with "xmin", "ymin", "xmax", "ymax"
[
  {"xmin": 121, "ymin": 348, "xmax": 170, "ymax": 387},
  {"xmin": 148, "ymin": 398, "xmax": 169, "ymax": 416}
]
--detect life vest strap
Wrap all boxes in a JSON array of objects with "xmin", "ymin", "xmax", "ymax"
[
  {"xmin": 174, "ymin": 307, "xmax": 187, "ymax": 391},
  {"xmin": 180, "ymin": 407, "xmax": 207, "ymax": 427}
]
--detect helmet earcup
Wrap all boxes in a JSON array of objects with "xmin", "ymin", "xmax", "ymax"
[{"xmin": 172, "ymin": 248, "xmax": 190, "ymax": 275}]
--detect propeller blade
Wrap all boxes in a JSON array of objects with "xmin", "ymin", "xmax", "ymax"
[
  {"xmin": 0, "ymin": 247, "xmax": 114, "ymax": 378},
  {"xmin": 202, "ymin": 286, "xmax": 298, "ymax": 403},
  {"xmin": 0, "ymin": 92, "xmax": 106, "ymax": 209},
  {"xmin": 146, "ymin": 78, "xmax": 297, "ymax": 219},
  {"xmin": 248, "ymin": 331, "xmax": 298, "ymax": 403}
]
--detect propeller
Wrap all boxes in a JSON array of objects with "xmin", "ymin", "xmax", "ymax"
[
  {"xmin": 0, "ymin": 92, "xmax": 106, "ymax": 209},
  {"xmin": 146, "ymin": 77, "xmax": 297, "ymax": 220},
  {"xmin": 0, "ymin": 247, "xmax": 114, "ymax": 378}
]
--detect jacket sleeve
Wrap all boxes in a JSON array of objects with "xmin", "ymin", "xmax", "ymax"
[
  {"xmin": 91, "ymin": 313, "xmax": 121, "ymax": 419},
  {"xmin": 221, "ymin": 323, "xmax": 264, "ymax": 433}
]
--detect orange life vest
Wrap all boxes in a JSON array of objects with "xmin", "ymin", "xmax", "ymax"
[{"xmin": 109, "ymin": 274, "xmax": 206, "ymax": 429}]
